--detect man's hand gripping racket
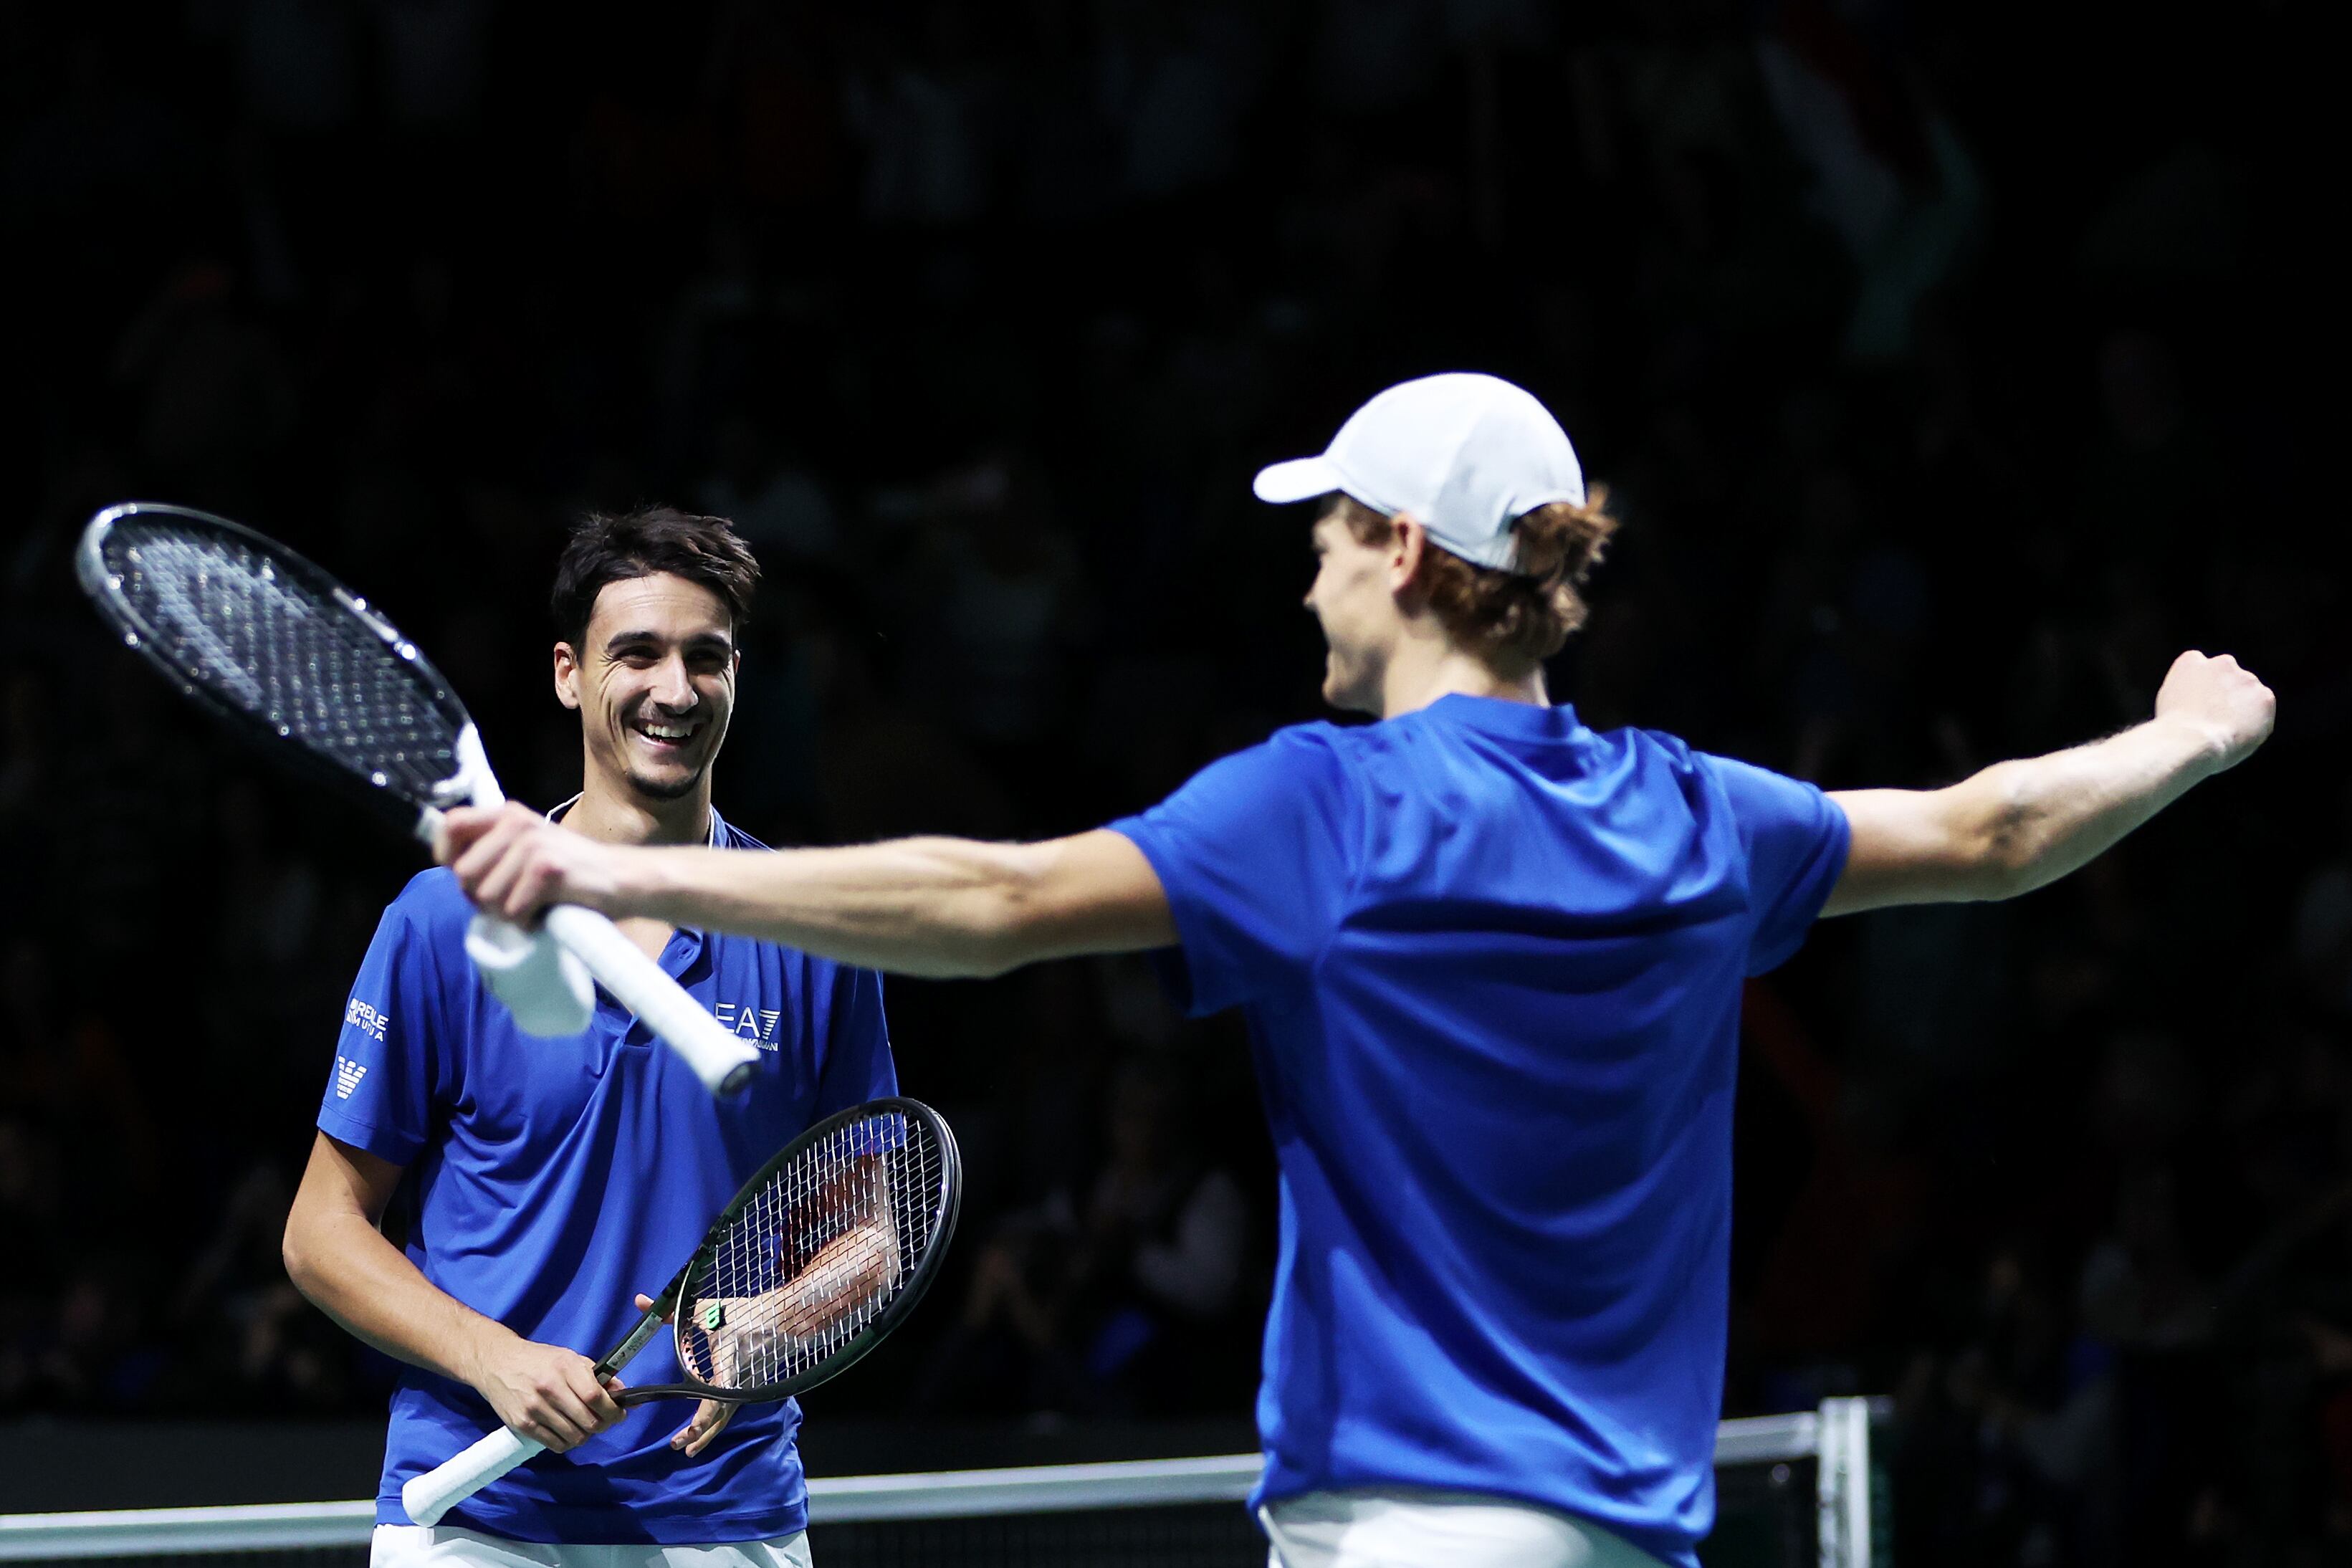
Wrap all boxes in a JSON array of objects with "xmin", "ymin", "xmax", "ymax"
[
  {"xmin": 75, "ymin": 502, "xmax": 762, "ymax": 1095},
  {"xmin": 402, "ymin": 1098, "xmax": 960, "ymax": 1526}
]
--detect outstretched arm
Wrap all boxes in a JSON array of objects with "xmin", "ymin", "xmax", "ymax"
[
  {"xmin": 439, "ymin": 822, "xmax": 1176, "ymax": 980},
  {"xmin": 1823, "ymin": 650, "xmax": 2274, "ymax": 917}
]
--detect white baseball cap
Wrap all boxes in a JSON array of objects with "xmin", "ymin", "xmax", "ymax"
[{"xmin": 1252, "ymin": 373, "xmax": 1585, "ymax": 573}]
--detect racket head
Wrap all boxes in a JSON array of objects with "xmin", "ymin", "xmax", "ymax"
[
  {"xmin": 664, "ymin": 1097, "xmax": 962, "ymax": 1403},
  {"xmin": 77, "ymin": 502, "xmax": 475, "ymax": 825}
]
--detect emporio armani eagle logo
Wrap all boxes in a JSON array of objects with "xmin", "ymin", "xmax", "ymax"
[{"xmin": 334, "ymin": 1056, "xmax": 369, "ymax": 1099}]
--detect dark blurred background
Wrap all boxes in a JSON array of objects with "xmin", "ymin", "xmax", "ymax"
[{"xmin": 0, "ymin": 1, "xmax": 2343, "ymax": 1563}]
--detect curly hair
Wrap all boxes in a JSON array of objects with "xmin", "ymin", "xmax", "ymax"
[{"xmin": 1331, "ymin": 490, "xmax": 1620, "ymax": 677}]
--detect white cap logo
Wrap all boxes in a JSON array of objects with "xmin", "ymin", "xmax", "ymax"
[{"xmin": 1252, "ymin": 373, "xmax": 1585, "ymax": 573}]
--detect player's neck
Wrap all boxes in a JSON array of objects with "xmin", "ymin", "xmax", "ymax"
[
  {"xmin": 563, "ymin": 773, "xmax": 712, "ymax": 848},
  {"xmin": 1376, "ymin": 636, "xmax": 1548, "ymax": 720}
]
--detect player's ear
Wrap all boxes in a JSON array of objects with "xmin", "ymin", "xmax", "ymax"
[
  {"xmin": 553, "ymin": 642, "xmax": 583, "ymax": 711},
  {"xmin": 1387, "ymin": 514, "xmax": 1429, "ymax": 597}
]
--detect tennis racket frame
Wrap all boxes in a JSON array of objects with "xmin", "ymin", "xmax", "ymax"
[
  {"xmin": 402, "ymin": 1096, "xmax": 961, "ymax": 1526},
  {"xmin": 77, "ymin": 501, "xmax": 761, "ymax": 1096}
]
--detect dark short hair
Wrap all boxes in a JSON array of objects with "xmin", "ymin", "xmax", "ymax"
[{"xmin": 550, "ymin": 507, "xmax": 761, "ymax": 650}]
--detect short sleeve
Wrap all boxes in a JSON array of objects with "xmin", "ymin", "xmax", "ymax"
[
  {"xmin": 317, "ymin": 899, "xmax": 445, "ymax": 1164},
  {"xmin": 1107, "ymin": 727, "xmax": 1362, "ymax": 1016},
  {"xmin": 1702, "ymin": 753, "xmax": 1853, "ymax": 975},
  {"xmin": 811, "ymin": 966, "xmax": 897, "ymax": 1117}
]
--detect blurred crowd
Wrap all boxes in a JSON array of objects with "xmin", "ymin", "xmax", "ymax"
[{"xmin": 0, "ymin": 1, "xmax": 2342, "ymax": 1563}]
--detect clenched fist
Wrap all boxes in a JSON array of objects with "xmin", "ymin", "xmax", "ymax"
[
  {"xmin": 439, "ymin": 802, "xmax": 631, "ymax": 924},
  {"xmin": 463, "ymin": 1329, "xmax": 625, "ymax": 1452},
  {"xmin": 2153, "ymin": 651, "xmax": 2275, "ymax": 775}
]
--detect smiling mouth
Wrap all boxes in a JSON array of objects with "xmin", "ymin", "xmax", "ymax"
[{"xmin": 629, "ymin": 716, "xmax": 702, "ymax": 752}]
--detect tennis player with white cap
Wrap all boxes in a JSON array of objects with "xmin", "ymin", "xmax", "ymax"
[
  {"xmin": 1251, "ymin": 371, "xmax": 1589, "ymax": 565},
  {"xmin": 437, "ymin": 372, "xmax": 2275, "ymax": 1568}
]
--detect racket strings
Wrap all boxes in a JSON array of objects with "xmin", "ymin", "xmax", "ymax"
[
  {"xmin": 97, "ymin": 521, "xmax": 460, "ymax": 805},
  {"xmin": 679, "ymin": 1110, "xmax": 947, "ymax": 1393}
]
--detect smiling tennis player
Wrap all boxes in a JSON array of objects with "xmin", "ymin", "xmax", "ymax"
[
  {"xmin": 439, "ymin": 373, "xmax": 2274, "ymax": 1568},
  {"xmin": 287, "ymin": 508, "xmax": 897, "ymax": 1568}
]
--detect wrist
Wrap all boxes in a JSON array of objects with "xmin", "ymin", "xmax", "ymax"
[
  {"xmin": 452, "ymin": 1315, "xmax": 513, "ymax": 1389},
  {"xmin": 2147, "ymin": 712, "xmax": 2231, "ymax": 778},
  {"xmin": 612, "ymin": 847, "xmax": 677, "ymax": 922}
]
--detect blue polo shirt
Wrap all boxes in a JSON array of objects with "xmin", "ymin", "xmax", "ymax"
[
  {"xmin": 1109, "ymin": 697, "xmax": 1848, "ymax": 1568},
  {"xmin": 317, "ymin": 807, "xmax": 896, "ymax": 1545}
]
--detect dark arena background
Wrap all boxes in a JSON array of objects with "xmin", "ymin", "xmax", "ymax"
[{"xmin": 0, "ymin": 4, "xmax": 2341, "ymax": 1566}]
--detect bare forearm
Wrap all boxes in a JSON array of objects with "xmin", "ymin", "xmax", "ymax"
[
  {"xmin": 618, "ymin": 832, "xmax": 1170, "ymax": 979},
  {"xmin": 783, "ymin": 1220, "xmax": 899, "ymax": 1328},
  {"xmin": 287, "ymin": 1135, "xmax": 624, "ymax": 1449},
  {"xmin": 1827, "ymin": 651, "xmax": 2273, "ymax": 915},
  {"xmin": 622, "ymin": 837, "xmax": 1037, "ymax": 977},
  {"xmin": 1966, "ymin": 717, "xmax": 2220, "ymax": 894},
  {"xmin": 284, "ymin": 1210, "xmax": 508, "ymax": 1385},
  {"xmin": 700, "ymin": 1222, "xmax": 898, "ymax": 1385},
  {"xmin": 443, "ymin": 810, "xmax": 1174, "ymax": 974}
]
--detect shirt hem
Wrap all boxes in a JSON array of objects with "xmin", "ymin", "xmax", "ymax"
[
  {"xmin": 376, "ymin": 1494, "xmax": 810, "ymax": 1544},
  {"xmin": 316, "ymin": 1109, "xmax": 423, "ymax": 1165},
  {"xmin": 1251, "ymin": 1463, "xmax": 1698, "ymax": 1568}
]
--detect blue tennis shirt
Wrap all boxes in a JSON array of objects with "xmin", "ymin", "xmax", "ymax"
[
  {"xmin": 1109, "ymin": 696, "xmax": 1849, "ymax": 1567},
  {"xmin": 317, "ymin": 807, "xmax": 896, "ymax": 1545}
]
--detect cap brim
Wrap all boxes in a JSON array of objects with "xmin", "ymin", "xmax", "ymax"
[{"xmin": 1252, "ymin": 456, "xmax": 1344, "ymax": 505}]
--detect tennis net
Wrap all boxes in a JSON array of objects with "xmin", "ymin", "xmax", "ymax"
[{"xmin": 0, "ymin": 1398, "xmax": 1885, "ymax": 1567}]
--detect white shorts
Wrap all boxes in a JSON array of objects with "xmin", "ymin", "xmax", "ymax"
[
  {"xmin": 1259, "ymin": 1489, "xmax": 1670, "ymax": 1568},
  {"xmin": 369, "ymin": 1524, "xmax": 812, "ymax": 1568}
]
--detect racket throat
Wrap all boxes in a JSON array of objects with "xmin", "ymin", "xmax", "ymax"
[
  {"xmin": 413, "ymin": 723, "xmax": 502, "ymax": 848},
  {"xmin": 444, "ymin": 722, "xmax": 505, "ymax": 809}
]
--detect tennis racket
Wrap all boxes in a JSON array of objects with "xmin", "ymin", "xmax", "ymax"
[
  {"xmin": 75, "ymin": 500, "xmax": 763, "ymax": 1096},
  {"xmin": 403, "ymin": 1096, "xmax": 961, "ymax": 1525}
]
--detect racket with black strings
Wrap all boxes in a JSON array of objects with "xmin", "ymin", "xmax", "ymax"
[
  {"xmin": 75, "ymin": 500, "xmax": 763, "ymax": 1095},
  {"xmin": 403, "ymin": 1096, "xmax": 961, "ymax": 1525}
]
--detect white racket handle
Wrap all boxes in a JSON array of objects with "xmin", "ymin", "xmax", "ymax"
[
  {"xmin": 439, "ymin": 725, "xmax": 760, "ymax": 1098},
  {"xmin": 543, "ymin": 904, "xmax": 759, "ymax": 1096},
  {"xmin": 402, "ymin": 1425, "xmax": 542, "ymax": 1526}
]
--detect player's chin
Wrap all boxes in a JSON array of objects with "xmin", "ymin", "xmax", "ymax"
[
  {"xmin": 1320, "ymin": 661, "xmax": 1370, "ymax": 714},
  {"xmin": 625, "ymin": 760, "xmax": 709, "ymax": 802},
  {"xmin": 618, "ymin": 730, "xmax": 720, "ymax": 798}
]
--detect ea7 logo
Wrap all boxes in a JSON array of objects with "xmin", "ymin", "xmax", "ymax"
[
  {"xmin": 713, "ymin": 1001, "xmax": 783, "ymax": 1051},
  {"xmin": 344, "ymin": 999, "xmax": 388, "ymax": 1041},
  {"xmin": 334, "ymin": 1056, "xmax": 369, "ymax": 1100}
]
